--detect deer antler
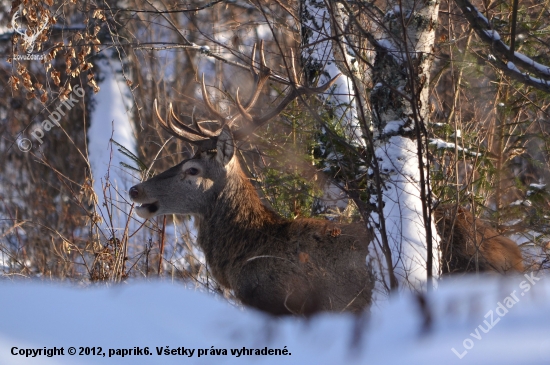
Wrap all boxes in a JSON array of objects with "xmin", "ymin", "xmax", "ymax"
[
  {"xmin": 154, "ymin": 41, "xmax": 341, "ymax": 150},
  {"xmin": 232, "ymin": 46, "xmax": 340, "ymax": 140}
]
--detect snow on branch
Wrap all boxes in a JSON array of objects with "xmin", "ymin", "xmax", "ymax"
[
  {"xmin": 485, "ymin": 57, "xmax": 550, "ymax": 93},
  {"xmin": 454, "ymin": 0, "xmax": 550, "ymax": 92},
  {"xmin": 429, "ymin": 138, "xmax": 481, "ymax": 157}
]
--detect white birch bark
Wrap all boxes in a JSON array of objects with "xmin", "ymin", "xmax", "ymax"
[
  {"xmin": 300, "ymin": 0, "xmax": 371, "ymax": 211},
  {"xmin": 368, "ymin": 0, "xmax": 441, "ymax": 295}
]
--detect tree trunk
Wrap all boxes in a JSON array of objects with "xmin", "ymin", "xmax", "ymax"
[{"xmin": 368, "ymin": 0, "xmax": 441, "ymax": 292}]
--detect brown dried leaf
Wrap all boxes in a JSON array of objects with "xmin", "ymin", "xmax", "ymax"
[
  {"xmin": 51, "ymin": 70, "xmax": 61, "ymax": 86},
  {"xmin": 17, "ymin": 64, "xmax": 27, "ymax": 75},
  {"xmin": 80, "ymin": 62, "xmax": 91, "ymax": 71},
  {"xmin": 8, "ymin": 76, "xmax": 20, "ymax": 90}
]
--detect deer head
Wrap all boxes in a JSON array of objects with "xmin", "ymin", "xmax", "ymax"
[{"xmin": 129, "ymin": 43, "xmax": 340, "ymax": 219}]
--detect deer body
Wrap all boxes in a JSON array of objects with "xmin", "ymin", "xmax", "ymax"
[
  {"xmin": 436, "ymin": 206, "xmax": 524, "ymax": 274},
  {"xmin": 131, "ymin": 130, "xmax": 373, "ymax": 315}
]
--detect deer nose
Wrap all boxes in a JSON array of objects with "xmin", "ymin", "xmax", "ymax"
[{"xmin": 129, "ymin": 185, "xmax": 140, "ymax": 199}]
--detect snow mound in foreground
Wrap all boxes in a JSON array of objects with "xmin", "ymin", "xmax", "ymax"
[{"xmin": 0, "ymin": 274, "xmax": 549, "ymax": 365}]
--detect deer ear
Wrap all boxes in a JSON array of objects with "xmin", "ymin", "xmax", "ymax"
[{"xmin": 216, "ymin": 125, "xmax": 235, "ymax": 166}]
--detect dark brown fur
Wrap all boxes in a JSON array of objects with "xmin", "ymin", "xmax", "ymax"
[
  {"xmin": 435, "ymin": 205, "xmax": 524, "ymax": 274},
  {"xmin": 197, "ymin": 165, "xmax": 374, "ymax": 315},
  {"xmin": 130, "ymin": 132, "xmax": 374, "ymax": 316}
]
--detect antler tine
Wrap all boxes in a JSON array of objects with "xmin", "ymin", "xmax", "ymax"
[
  {"xmin": 154, "ymin": 99, "xmax": 170, "ymax": 132},
  {"xmin": 167, "ymin": 103, "xmax": 210, "ymax": 142},
  {"xmin": 259, "ymin": 40, "xmax": 267, "ymax": 69},
  {"xmin": 233, "ymin": 41, "xmax": 272, "ymax": 124},
  {"xmin": 250, "ymin": 42, "xmax": 258, "ymax": 77},
  {"xmin": 235, "ymin": 88, "xmax": 253, "ymax": 123},
  {"xmin": 180, "ymin": 108, "xmax": 219, "ymax": 137},
  {"xmin": 154, "ymin": 99, "xmax": 210, "ymax": 142},
  {"xmin": 236, "ymin": 41, "xmax": 271, "ymax": 112},
  {"xmin": 201, "ymin": 74, "xmax": 226, "ymax": 123},
  {"xmin": 233, "ymin": 72, "xmax": 342, "ymax": 141}
]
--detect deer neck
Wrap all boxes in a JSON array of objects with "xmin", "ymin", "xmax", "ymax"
[
  {"xmin": 197, "ymin": 161, "xmax": 283, "ymax": 250},
  {"xmin": 195, "ymin": 162, "xmax": 285, "ymax": 287}
]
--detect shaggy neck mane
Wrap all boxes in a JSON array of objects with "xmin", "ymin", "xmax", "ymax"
[
  {"xmin": 216, "ymin": 164, "xmax": 282, "ymax": 227},
  {"xmin": 196, "ymin": 160, "xmax": 287, "ymax": 285}
]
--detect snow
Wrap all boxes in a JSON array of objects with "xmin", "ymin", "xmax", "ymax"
[
  {"xmin": 507, "ymin": 61, "xmax": 520, "ymax": 73},
  {"xmin": 0, "ymin": 274, "xmax": 549, "ymax": 364},
  {"xmin": 301, "ymin": 0, "xmax": 366, "ymax": 211},
  {"xmin": 88, "ymin": 53, "xmax": 137, "ymax": 229},
  {"xmin": 483, "ymin": 30, "xmax": 500, "ymax": 41},
  {"xmin": 529, "ymin": 183, "xmax": 546, "ymax": 190},
  {"xmin": 370, "ymin": 136, "xmax": 441, "ymax": 295},
  {"xmin": 377, "ymin": 38, "xmax": 404, "ymax": 63},
  {"xmin": 385, "ymin": 5, "xmax": 403, "ymax": 18},
  {"xmin": 527, "ymin": 75, "xmax": 550, "ymax": 87},
  {"xmin": 510, "ymin": 199, "xmax": 531, "ymax": 207},
  {"xmin": 475, "ymin": 10, "xmax": 489, "ymax": 25},
  {"xmin": 383, "ymin": 119, "xmax": 405, "ymax": 134},
  {"xmin": 430, "ymin": 139, "xmax": 455, "ymax": 149},
  {"xmin": 514, "ymin": 51, "xmax": 550, "ymax": 76},
  {"xmin": 429, "ymin": 138, "xmax": 481, "ymax": 157}
]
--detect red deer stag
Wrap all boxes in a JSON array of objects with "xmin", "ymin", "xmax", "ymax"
[
  {"xmin": 129, "ymin": 44, "xmax": 523, "ymax": 315},
  {"xmin": 130, "ymin": 44, "xmax": 374, "ymax": 315}
]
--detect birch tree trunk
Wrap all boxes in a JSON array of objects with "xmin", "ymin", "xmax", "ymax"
[
  {"xmin": 300, "ymin": 0, "xmax": 443, "ymax": 296},
  {"xmin": 299, "ymin": 0, "xmax": 372, "ymax": 212},
  {"xmin": 368, "ymin": 0, "xmax": 441, "ymax": 292}
]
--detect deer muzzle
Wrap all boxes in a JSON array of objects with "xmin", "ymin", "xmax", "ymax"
[{"xmin": 129, "ymin": 184, "xmax": 159, "ymax": 218}]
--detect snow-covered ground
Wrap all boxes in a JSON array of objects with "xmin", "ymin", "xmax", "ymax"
[{"xmin": 1, "ymin": 273, "xmax": 549, "ymax": 365}]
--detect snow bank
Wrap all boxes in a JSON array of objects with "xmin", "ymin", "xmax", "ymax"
[{"xmin": 1, "ymin": 274, "xmax": 549, "ymax": 364}]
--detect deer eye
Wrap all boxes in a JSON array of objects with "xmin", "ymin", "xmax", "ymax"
[{"xmin": 186, "ymin": 167, "xmax": 199, "ymax": 176}]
